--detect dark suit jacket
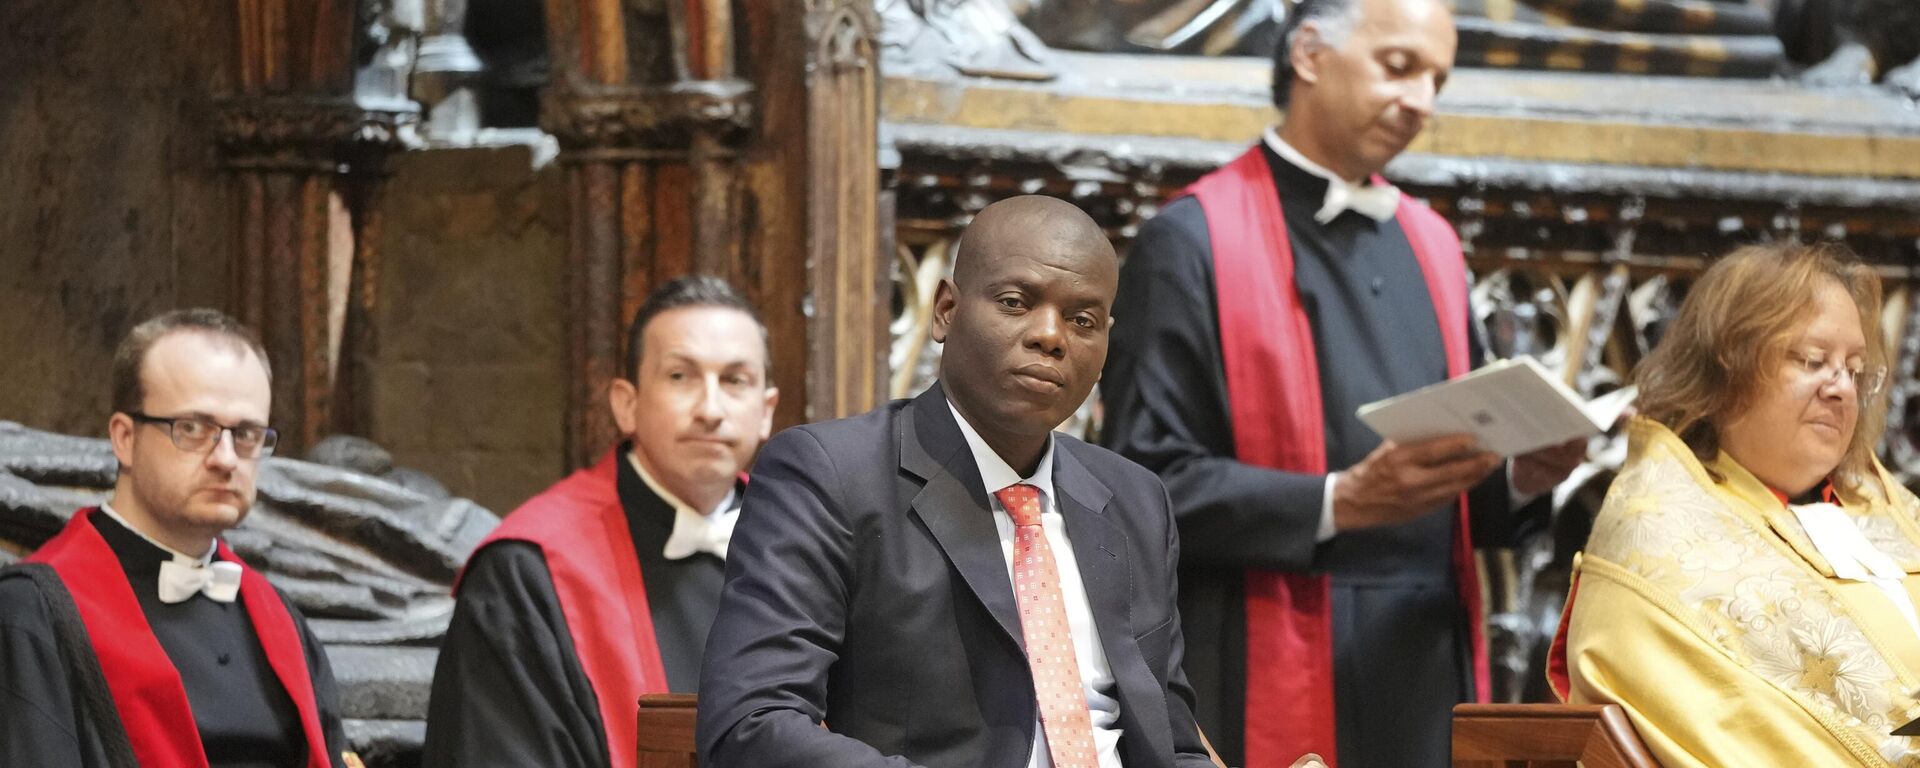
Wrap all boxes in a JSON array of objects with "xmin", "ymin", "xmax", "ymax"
[{"xmin": 698, "ymin": 383, "xmax": 1215, "ymax": 768}]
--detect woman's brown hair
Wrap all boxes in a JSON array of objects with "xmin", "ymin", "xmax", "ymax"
[{"xmin": 1633, "ymin": 241, "xmax": 1887, "ymax": 492}]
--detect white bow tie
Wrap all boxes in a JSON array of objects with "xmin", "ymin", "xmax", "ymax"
[
  {"xmin": 158, "ymin": 558, "xmax": 243, "ymax": 604},
  {"xmin": 1315, "ymin": 178, "xmax": 1401, "ymax": 224},
  {"xmin": 662, "ymin": 505, "xmax": 736, "ymax": 561}
]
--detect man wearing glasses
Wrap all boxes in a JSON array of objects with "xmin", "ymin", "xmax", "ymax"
[{"xmin": 0, "ymin": 309, "xmax": 354, "ymax": 767}]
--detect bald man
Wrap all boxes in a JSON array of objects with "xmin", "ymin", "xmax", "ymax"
[{"xmin": 698, "ymin": 196, "xmax": 1221, "ymax": 768}]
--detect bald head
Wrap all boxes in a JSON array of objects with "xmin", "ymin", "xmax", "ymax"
[
  {"xmin": 954, "ymin": 196, "xmax": 1116, "ymax": 291},
  {"xmin": 931, "ymin": 195, "xmax": 1119, "ymax": 474}
]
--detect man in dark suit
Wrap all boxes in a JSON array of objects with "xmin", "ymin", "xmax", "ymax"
[{"xmin": 699, "ymin": 196, "xmax": 1274, "ymax": 768}]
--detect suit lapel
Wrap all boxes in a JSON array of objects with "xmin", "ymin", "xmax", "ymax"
[
  {"xmin": 900, "ymin": 384, "xmax": 1026, "ymax": 651},
  {"xmin": 1053, "ymin": 444, "xmax": 1136, "ymax": 679}
]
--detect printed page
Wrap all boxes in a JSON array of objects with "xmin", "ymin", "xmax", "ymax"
[{"xmin": 1357, "ymin": 357, "xmax": 1615, "ymax": 457}]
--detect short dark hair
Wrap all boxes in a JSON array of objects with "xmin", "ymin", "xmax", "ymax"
[
  {"xmin": 1272, "ymin": 0, "xmax": 1360, "ymax": 110},
  {"xmin": 111, "ymin": 308, "xmax": 273, "ymax": 415},
  {"xmin": 623, "ymin": 276, "xmax": 771, "ymax": 382}
]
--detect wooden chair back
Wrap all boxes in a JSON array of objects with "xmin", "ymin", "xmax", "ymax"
[
  {"xmin": 636, "ymin": 693, "xmax": 700, "ymax": 768},
  {"xmin": 1452, "ymin": 703, "xmax": 1660, "ymax": 768}
]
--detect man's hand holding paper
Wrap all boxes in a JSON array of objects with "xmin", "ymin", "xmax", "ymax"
[
  {"xmin": 1332, "ymin": 433, "xmax": 1503, "ymax": 531},
  {"xmin": 1512, "ymin": 438, "xmax": 1587, "ymax": 498},
  {"xmin": 1356, "ymin": 357, "xmax": 1632, "ymax": 459}
]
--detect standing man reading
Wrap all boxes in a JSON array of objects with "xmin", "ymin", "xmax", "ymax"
[{"xmin": 1101, "ymin": 1, "xmax": 1583, "ymax": 765}]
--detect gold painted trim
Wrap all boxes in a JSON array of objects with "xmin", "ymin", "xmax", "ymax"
[{"xmin": 882, "ymin": 76, "xmax": 1920, "ymax": 180}]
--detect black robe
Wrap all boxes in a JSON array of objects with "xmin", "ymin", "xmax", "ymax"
[
  {"xmin": 1101, "ymin": 143, "xmax": 1542, "ymax": 768},
  {"xmin": 421, "ymin": 449, "xmax": 730, "ymax": 767},
  {"xmin": 0, "ymin": 512, "xmax": 348, "ymax": 768}
]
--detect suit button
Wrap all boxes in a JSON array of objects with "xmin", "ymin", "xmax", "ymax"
[{"xmin": 217, "ymin": 652, "xmax": 231, "ymax": 665}]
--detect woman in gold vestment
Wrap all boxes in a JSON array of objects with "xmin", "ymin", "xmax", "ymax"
[{"xmin": 1552, "ymin": 242, "xmax": 1920, "ymax": 766}]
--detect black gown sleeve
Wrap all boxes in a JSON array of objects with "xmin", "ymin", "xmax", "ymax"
[
  {"xmin": 1101, "ymin": 197, "xmax": 1328, "ymax": 571},
  {"xmin": 0, "ymin": 573, "xmax": 89, "ymax": 766},
  {"xmin": 421, "ymin": 542, "xmax": 608, "ymax": 768},
  {"xmin": 284, "ymin": 598, "xmax": 350, "ymax": 768}
]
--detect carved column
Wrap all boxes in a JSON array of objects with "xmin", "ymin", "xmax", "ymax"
[
  {"xmin": 543, "ymin": 82, "xmax": 753, "ymax": 467},
  {"xmin": 218, "ymin": 1, "xmax": 417, "ymax": 456},
  {"xmin": 802, "ymin": 1, "xmax": 887, "ymax": 422},
  {"xmin": 540, "ymin": 0, "xmax": 755, "ymax": 468},
  {"xmin": 542, "ymin": 0, "xmax": 885, "ymax": 465}
]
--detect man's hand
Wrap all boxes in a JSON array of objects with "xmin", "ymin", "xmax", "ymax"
[
  {"xmin": 1289, "ymin": 754, "xmax": 1328, "ymax": 768},
  {"xmin": 1512, "ymin": 438, "xmax": 1586, "ymax": 499},
  {"xmin": 1333, "ymin": 434, "xmax": 1502, "ymax": 532}
]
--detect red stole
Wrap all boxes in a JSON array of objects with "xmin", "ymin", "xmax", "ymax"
[
  {"xmin": 462, "ymin": 449, "xmax": 668, "ymax": 768},
  {"xmin": 27, "ymin": 508, "xmax": 333, "ymax": 768},
  {"xmin": 1546, "ymin": 576, "xmax": 1578, "ymax": 702},
  {"xmin": 1186, "ymin": 147, "xmax": 1489, "ymax": 767}
]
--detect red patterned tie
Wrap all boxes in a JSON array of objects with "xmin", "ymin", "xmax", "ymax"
[{"xmin": 993, "ymin": 483, "xmax": 1101, "ymax": 768}]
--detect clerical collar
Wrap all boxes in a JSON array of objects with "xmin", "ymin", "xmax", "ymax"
[
  {"xmin": 98, "ymin": 502, "xmax": 216, "ymax": 566},
  {"xmin": 1263, "ymin": 126, "xmax": 1401, "ymax": 224},
  {"xmin": 1768, "ymin": 481, "xmax": 1839, "ymax": 508},
  {"xmin": 626, "ymin": 450, "xmax": 739, "ymax": 561},
  {"xmin": 945, "ymin": 397, "xmax": 1057, "ymax": 504}
]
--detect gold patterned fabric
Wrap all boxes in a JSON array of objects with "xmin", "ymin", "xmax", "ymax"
[{"xmin": 1561, "ymin": 418, "xmax": 1920, "ymax": 767}]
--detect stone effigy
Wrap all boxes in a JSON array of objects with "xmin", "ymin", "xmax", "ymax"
[
  {"xmin": 1778, "ymin": 0, "xmax": 1920, "ymax": 93},
  {"xmin": 0, "ymin": 421, "xmax": 500, "ymax": 764},
  {"xmin": 881, "ymin": 0, "xmax": 1920, "ymax": 93}
]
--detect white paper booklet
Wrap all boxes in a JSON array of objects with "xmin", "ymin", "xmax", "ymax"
[{"xmin": 1356, "ymin": 356, "xmax": 1637, "ymax": 457}]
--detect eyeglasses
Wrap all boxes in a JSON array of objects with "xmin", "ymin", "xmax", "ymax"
[
  {"xmin": 126, "ymin": 412, "xmax": 278, "ymax": 458},
  {"xmin": 1784, "ymin": 349, "xmax": 1886, "ymax": 397}
]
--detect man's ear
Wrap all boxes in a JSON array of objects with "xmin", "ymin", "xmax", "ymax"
[
  {"xmin": 930, "ymin": 278, "xmax": 958, "ymax": 344},
  {"xmin": 1291, "ymin": 23, "xmax": 1327, "ymax": 87},
  {"xmin": 758, "ymin": 387, "xmax": 780, "ymax": 443},
  {"xmin": 108, "ymin": 412, "xmax": 136, "ymax": 469},
  {"xmin": 608, "ymin": 378, "xmax": 639, "ymax": 436}
]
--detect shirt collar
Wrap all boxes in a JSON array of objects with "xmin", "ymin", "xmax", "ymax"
[
  {"xmin": 98, "ymin": 502, "xmax": 216, "ymax": 566},
  {"xmin": 626, "ymin": 450, "xmax": 738, "ymax": 560},
  {"xmin": 945, "ymin": 397, "xmax": 1057, "ymax": 507},
  {"xmin": 1264, "ymin": 126, "xmax": 1348, "ymax": 185},
  {"xmin": 1263, "ymin": 126, "xmax": 1401, "ymax": 224}
]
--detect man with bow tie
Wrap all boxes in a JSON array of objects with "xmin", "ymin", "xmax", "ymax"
[
  {"xmin": 0, "ymin": 309, "xmax": 354, "ymax": 767},
  {"xmin": 1100, "ymin": 0, "xmax": 1583, "ymax": 766},
  {"xmin": 423, "ymin": 276, "xmax": 778, "ymax": 768}
]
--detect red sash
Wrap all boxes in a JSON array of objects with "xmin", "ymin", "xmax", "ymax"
[
  {"xmin": 27, "ymin": 508, "xmax": 333, "ymax": 768},
  {"xmin": 461, "ymin": 449, "xmax": 668, "ymax": 768},
  {"xmin": 1186, "ymin": 147, "xmax": 1489, "ymax": 767},
  {"xmin": 1546, "ymin": 575, "xmax": 1579, "ymax": 702}
]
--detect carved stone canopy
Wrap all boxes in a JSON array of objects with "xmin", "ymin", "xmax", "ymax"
[
  {"xmin": 214, "ymin": 96, "xmax": 420, "ymax": 171},
  {"xmin": 539, "ymin": 78, "xmax": 756, "ymax": 152}
]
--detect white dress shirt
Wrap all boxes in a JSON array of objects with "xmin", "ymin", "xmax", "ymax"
[
  {"xmin": 627, "ymin": 452, "xmax": 739, "ymax": 560},
  {"xmin": 947, "ymin": 400, "xmax": 1124, "ymax": 768}
]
